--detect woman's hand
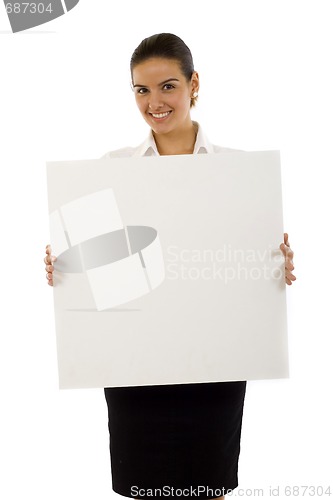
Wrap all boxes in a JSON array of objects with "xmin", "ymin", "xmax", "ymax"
[
  {"xmin": 280, "ymin": 233, "xmax": 296, "ymax": 286},
  {"xmin": 44, "ymin": 244, "xmax": 57, "ymax": 286}
]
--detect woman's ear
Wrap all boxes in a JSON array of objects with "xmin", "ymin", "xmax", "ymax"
[{"xmin": 191, "ymin": 71, "xmax": 200, "ymax": 94}]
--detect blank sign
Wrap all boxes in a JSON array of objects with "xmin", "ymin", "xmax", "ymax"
[{"xmin": 46, "ymin": 151, "xmax": 289, "ymax": 389}]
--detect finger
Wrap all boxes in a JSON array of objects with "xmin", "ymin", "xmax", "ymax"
[
  {"xmin": 285, "ymin": 277, "xmax": 292, "ymax": 286},
  {"xmin": 285, "ymin": 270, "xmax": 296, "ymax": 281},
  {"xmin": 45, "ymin": 265, "xmax": 54, "ymax": 272},
  {"xmin": 285, "ymin": 261, "xmax": 294, "ymax": 271},
  {"xmin": 47, "ymin": 279, "xmax": 53, "ymax": 287},
  {"xmin": 285, "ymin": 253, "xmax": 294, "ymax": 266},
  {"xmin": 286, "ymin": 248, "xmax": 294, "ymax": 260},
  {"xmin": 44, "ymin": 255, "xmax": 51, "ymax": 265},
  {"xmin": 46, "ymin": 272, "xmax": 53, "ymax": 280},
  {"xmin": 284, "ymin": 233, "xmax": 290, "ymax": 246},
  {"xmin": 44, "ymin": 255, "xmax": 57, "ymax": 265}
]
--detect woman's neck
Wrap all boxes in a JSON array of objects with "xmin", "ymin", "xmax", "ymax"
[{"xmin": 152, "ymin": 121, "xmax": 198, "ymax": 156}]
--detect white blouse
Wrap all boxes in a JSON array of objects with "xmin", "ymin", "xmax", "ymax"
[{"xmin": 101, "ymin": 121, "xmax": 241, "ymax": 159}]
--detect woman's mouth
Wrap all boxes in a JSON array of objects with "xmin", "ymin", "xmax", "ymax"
[{"xmin": 149, "ymin": 111, "xmax": 172, "ymax": 121}]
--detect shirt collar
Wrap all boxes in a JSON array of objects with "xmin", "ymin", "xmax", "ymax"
[
  {"xmin": 132, "ymin": 121, "xmax": 215, "ymax": 157},
  {"xmin": 133, "ymin": 129, "xmax": 159, "ymax": 156},
  {"xmin": 193, "ymin": 121, "xmax": 215, "ymax": 154}
]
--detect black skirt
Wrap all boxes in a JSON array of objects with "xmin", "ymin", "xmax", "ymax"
[{"xmin": 104, "ymin": 381, "xmax": 247, "ymax": 499}]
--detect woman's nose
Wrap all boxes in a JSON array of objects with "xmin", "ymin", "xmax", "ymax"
[{"xmin": 148, "ymin": 92, "xmax": 164, "ymax": 110}]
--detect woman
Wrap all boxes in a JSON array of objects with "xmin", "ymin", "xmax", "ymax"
[{"xmin": 45, "ymin": 33, "xmax": 296, "ymax": 500}]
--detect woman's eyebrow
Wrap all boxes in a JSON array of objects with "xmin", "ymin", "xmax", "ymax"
[
  {"xmin": 159, "ymin": 78, "xmax": 180, "ymax": 86},
  {"xmin": 133, "ymin": 78, "xmax": 180, "ymax": 88}
]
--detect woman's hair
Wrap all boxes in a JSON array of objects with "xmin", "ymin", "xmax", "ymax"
[{"xmin": 130, "ymin": 33, "xmax": 198, "ymax": 108}]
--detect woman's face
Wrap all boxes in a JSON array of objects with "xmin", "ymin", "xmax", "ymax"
[{"xmin": 132, "ymin": 57, "xmax": 199, "ymax": 135}]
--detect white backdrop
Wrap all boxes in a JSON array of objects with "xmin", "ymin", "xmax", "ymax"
[{"xmin": 0, "ymin": 0, "xmax": 332, "ymax": 498}]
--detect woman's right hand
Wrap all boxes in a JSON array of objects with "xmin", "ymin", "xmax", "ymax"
[{"xmin": 44, "ymin": 244, "xmax": 57, "ymax": 286}]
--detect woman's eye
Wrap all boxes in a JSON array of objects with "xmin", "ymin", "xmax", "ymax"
[
  {"xmin": 137, "ymin": 88, "xmax": 148, "ymax": 95},
  {"xmin": 163, "ymin": 84, "xmax": 174, "ymax": 90}
]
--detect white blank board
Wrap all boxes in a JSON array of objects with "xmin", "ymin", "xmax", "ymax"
[{"xmin": 46, "ymin": 151, "xmax": 289, "ymax": 389}]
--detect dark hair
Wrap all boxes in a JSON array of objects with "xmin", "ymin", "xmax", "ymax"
[{"xmin": 130, "ymin": 33, "xmax": 198, "ymax": 107}]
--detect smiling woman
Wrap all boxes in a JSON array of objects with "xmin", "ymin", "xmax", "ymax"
[
  {"xmin": 44, "ymin": 31, "xmax": 296, "ymax": 500},
  {"xmin": 130, "ymin": 33, "xmax": 200, "ymax": 156}
]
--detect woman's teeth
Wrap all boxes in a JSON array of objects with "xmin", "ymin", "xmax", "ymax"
[{"xmin": 151, "ymin": 111, "xmax": 171, "ymax": 118}]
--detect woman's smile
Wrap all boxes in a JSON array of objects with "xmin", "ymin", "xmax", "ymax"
[{"xmin": 149, "ymin": 110, "xmax": 173, "ymax": 121}]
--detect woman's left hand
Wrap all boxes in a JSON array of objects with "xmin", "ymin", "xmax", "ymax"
[{"xmin": 280, "ymin": 232, "xmax": 296, "ymax": 286}]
